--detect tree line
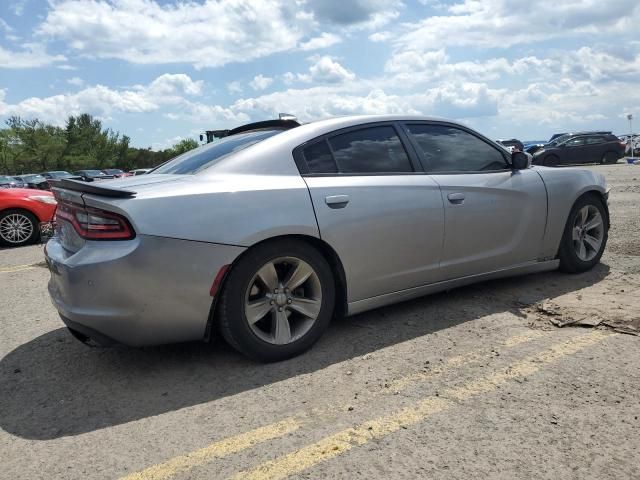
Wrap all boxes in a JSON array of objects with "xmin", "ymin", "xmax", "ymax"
[{"xmin": 0, "ymin": 114, "xmax": 199, "ymax": 175}]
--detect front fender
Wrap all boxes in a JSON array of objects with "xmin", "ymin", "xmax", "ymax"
[{"xmin": 534, "ymin": 166, "xmax": 607, "ymax": 259}]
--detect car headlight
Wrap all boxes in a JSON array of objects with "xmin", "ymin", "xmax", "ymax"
[
  {"xmin": 28, "ymin": 195, "xmax": 57, "ymax": 205},
  {"xmin": 533, "ymin": 149, "xmax": 544, "ymax": 156}
]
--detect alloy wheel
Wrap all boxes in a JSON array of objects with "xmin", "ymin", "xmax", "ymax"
[
  {"xmin": 244, "ymin": 256, "xmax": 322, "ymax": 345},
  {"xmin": 572, "ymin": 205, "xmax": 604, "ymax": 262},
  {"xmin": 0, "ymin": 213, "xmax": 34, "ymax": 244}
]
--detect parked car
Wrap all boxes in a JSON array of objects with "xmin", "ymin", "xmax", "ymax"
[
  {"xmin": 0, "ymin": 188, "xmax": 57, "ymax": 247},
  {"xmin": 40, "ymin": 171, "xmax": 76, "ymax": 180},
  {"xmin": 128, "ymin": 168, "xmax": 152, "ymax": 176},
  {"xmin": 12, "ymin": 174, "xmax": 50, "ymax": 190},
  {"xmin": 496, "ymin": 139, "xmax": 524, "ymax": 153},
  {"xmin": 73, "ymin": 170, "xmax": 115, "ymax": 182},
  {"xmin": 46, "ymin": 115, "xmax": 609, "ymax": 361},
  {"xmin": 0, "ymin": 176, "xmax": 17, "ymax": 188},
  {"xmin": 531, "ymin": 132, "xmax": 626, "ymax": 166},
  {"xmin": 102, "ymin": 168, "xmax": 125, "ymax": 178}
]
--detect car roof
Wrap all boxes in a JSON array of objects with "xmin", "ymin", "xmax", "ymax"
[{"xmin": 199, "ymin": 114, "xmax": 475, "ymax": 178}]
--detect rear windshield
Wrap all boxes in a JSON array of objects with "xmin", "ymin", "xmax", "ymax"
[{"xmin": 151, "ymin": 129, "xmax": 281, "ymax": 175}]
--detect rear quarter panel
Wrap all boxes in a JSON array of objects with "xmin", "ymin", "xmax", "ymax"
[
  {"xmin": 82, "ymin": 174, "xmax": 320, "ymax": 247},
  {"xmin": 534, "ymin": 166, "xmax": 607, "ymax": 259}
]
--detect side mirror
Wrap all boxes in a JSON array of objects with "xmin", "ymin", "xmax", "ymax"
[
  {"xmin": 199, "ymin": 134, "xmax": 204, "ymax": 142},
  {"xmin": 511, "ymin": 151, "xmax": 531, "ymax": 170}
]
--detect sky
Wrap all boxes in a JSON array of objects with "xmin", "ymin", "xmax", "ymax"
[{"xmin": 0, "ymin": 0, "xmax": 639, "ymax": 149}]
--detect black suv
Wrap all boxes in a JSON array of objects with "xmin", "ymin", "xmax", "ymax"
[{"xmin": 532, "ymin": 132, "xmax": 625, "ymax": 167}]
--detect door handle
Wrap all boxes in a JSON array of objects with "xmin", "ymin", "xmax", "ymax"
[
  {"xmin": 325, "ymin": 195, "xmax": 350, "ymax": 208},
  {"xmin": 447, "ymin": 192, "xmax": 465, "ymax": 204}
]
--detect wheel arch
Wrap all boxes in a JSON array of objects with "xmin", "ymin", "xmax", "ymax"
[{"xmin": 205, "ymin": 233, "xmax": 348, "ymax": 342}]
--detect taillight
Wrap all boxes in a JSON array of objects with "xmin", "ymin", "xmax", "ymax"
[{"xmin": 55, "ymin": 201, "xmax": 135, "ymax": 240}]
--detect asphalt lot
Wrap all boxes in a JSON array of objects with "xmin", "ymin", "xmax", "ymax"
[{"xmin": 1, "ymin": 164, "xmax": 639, "ymax": 480}]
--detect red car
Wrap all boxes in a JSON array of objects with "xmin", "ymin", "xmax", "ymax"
[{"xmin": 0, "ymin": 188, "xmax": 57, "ymax": 247}]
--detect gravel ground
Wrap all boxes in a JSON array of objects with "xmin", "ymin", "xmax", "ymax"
[{"xmin": 1, "ymin": 163, "xmax": 639, "ymax": 480}]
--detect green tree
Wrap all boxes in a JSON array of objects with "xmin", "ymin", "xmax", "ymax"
[{"xmin": 169, "ymin": 138, "xmax": 199, "ymax": 157}]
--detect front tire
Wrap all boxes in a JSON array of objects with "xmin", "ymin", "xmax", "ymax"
[
  {"xmin": 558, "ymin": 195, "xmax": 608, "ymax": 273},
  {"xmin": 0, "ymin": 209, "xmax": 40, "ymax": 247},
  {"xmin": 218, "ymin": 239, "xmax": 336, "ymax": 362}
]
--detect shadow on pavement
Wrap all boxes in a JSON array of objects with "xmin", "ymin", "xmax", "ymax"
[{"xmin": 0, "ymin": 263, "xmax": 609, "ymax": 440}]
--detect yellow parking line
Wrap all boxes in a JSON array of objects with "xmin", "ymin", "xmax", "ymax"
[
  {"xmin": 0, "ymin": 264, "xmax": 37, "ymax": 273},
  {"xmin": 120, "ymin": 418, "xmax": 302, "ymax": 480},
  {"xmin": 230, "ymin": 331, "xmax": 605, "ymax": 480},
  {"xmin": 120, "ymin": 330, "xmax": 545, "ymax": 480}
]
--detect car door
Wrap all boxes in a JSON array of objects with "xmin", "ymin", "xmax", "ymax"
[
  {"xmin": 295, "ymin": 123, "xmax": 445, "ymax": 302},
  {"xmin": 561, "ymin": 136, "xmax": 588, "ymax": 164},
  {"xmin": 584, "ymin": 135, "xmax": 608, "ymax": 162},
  {"xmin": 403, "ymin": 122, "xmax": 548, "ymax": 281}
]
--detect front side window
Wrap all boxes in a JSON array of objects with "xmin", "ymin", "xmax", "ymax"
[
  {"xmin": 406, "ymin": 124, "xmax": 507, "ymax": 173},
  {"xmin": 565, "ymin": 137, "xmax": 586, "ymax": 147}
]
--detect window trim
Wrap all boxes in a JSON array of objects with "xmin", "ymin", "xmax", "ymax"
[
  {"xmin": 293, "ymin": 121, "xmax": 425, "ymax": 177},
  {"xmin": 401, "ymin": 121, "xmax": 512, "ymax": 175}
]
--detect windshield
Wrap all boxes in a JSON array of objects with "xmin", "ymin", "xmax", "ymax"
[
  {"xmin": 81, "ymin": 170, "xmax": 105, "ymax": 176},
  {"xmin": 547, "ymin": 134, "xmax": 571, "ymax": 147},
  {"xmin": 48, "ymin": 171, "xmax": 72, "ymax": 178},
  {"xmin": 152, "ymin": 129, "xmax": 281, "ymax": 175},
  {"xmin": 0, "ymin": 176, "xmax": 13, "ymax": 183},
  {"xmin": 104, "ymin": 169, "xmax": 123, "ymax": 174},
  {"xmin": 24, "ymin": 174, "xmax": 46, "ymax": 182}
]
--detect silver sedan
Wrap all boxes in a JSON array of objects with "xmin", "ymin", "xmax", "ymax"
[{"xmin": 45, "ymin": 115, "xmax": 609, "ymax": 361}]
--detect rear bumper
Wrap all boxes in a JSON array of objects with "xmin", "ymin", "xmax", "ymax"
[{"xmin": 45, "ymin": 234, "xmax": 245, "ymax": 346}]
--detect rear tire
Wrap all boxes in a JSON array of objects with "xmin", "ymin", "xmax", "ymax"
[
  {"xmin": 0, "ymin": 209, "xmax": 40, "ymax": 247},
  {"xmin": 218, "ymin": 239, "xmax": 335, "ymax": 362},
  {"xmin": 544, "ymin": 155, "xmax": 559, "ymax": 167},
  {"xmin": 601, "ymin": 151, "xmax": 618, "ymax": 164},
  {"xmin": 558, "ymin": 195, "xmax": 608, "ymax": 273}
]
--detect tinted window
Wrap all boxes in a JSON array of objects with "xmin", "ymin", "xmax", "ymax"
[
  {"xmin": 406, "ymin": 124, "xmax": 507, "ymax": 172},
  {"xmin": 153, "ymin": 129, "xmax": 281, "ymax": 175},
  {"xmin": 303, "ymin": 140, "xmax": 337, "ymax": 174},
  {"xmin": 585, "ymin": 136, "xmax": 605, "ymax": 145},
  {"xmin": 565, "ymin": 137, "xmax": 586, "ymax": 147},
  {"xmin": 327, "ymin": 126, "xmax": 412, "ymax": 174}
]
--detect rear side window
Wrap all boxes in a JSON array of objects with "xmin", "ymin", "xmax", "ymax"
[
  {"xmin": 302, "ymin": 140, "xmax": 338, "ymax": 174},
  {"xmin": 406, "ymin": 124, "xmax": 507, "ymax": 173},
  {"xmin": 585, "ymin": 136, "xmax": 605, "ymax": 144},
  {"xmin": 301, "ymin": 125, "xmax": 413, "ymax": 175},
  {"xmin": 329, "ymin": 126, "xmax": 413, "ymax": 174}
]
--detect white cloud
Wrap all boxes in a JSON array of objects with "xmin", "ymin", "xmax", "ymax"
[
  {"xmin": 0, "ymin": 73, "xmax": 210, "ymax": 125},
  {"xmin": 249, "ymin": 74, "xmax": 274, "ymax": 91},
  {"xmin": 306, "ymin": 0, "xmax": 401, "ymax": 29},
  {"xmin": 394, "ymin": 0, "xmax": 640, "ymax": 50},
  {"xmin": 0, "ymin": 43, "xmax": 66, "ymax": 69},
  {"xmin": 368, "ymin": 31, "xmax": 393, "ymax": 42},
  {"xmin": 66, "ymin": 76, "xmax": 84, "ymax": 87},
  {"xmin": 299, "ymin": 32, "xmax": 342, "ymax": 51},
  {"xmin": 0, "ymin": 17, "xmax": 14, "ymax": 33},
  {"xmin": 11, "ymin": 1, "xmax": 27, "ymax": 16},
  {"xmin": 308, "ymin": 56, "xmax": 356, "ymax": 83},
  {"xmin": 227, "ymin": 81, "xmax": 243, "ymax": 94},
  {"xmin": 36, "ymin": 0, "xmax": 313, "ymax": 69}
]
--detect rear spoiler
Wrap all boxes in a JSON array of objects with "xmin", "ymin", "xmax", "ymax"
[{"xmin": 49, "ymin": 178, "xmax": 136, "ymax": 198}]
